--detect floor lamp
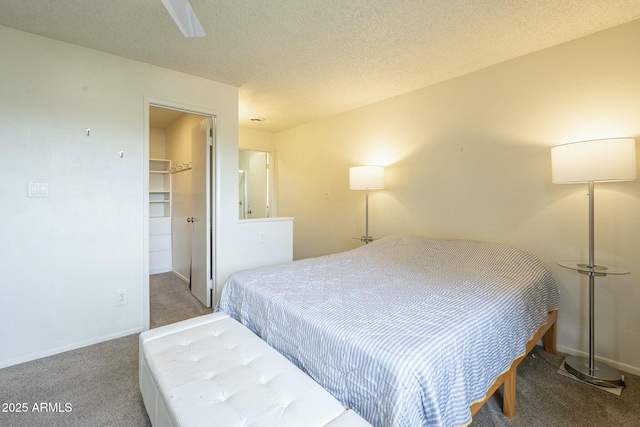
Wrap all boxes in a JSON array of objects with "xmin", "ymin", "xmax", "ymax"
[
  {"xmin": 349, "ymin": 165, "xmax": 384, "ymax": 244},
  {"xmin": 551, "ymin": 137, "xmax": 636, "ymax": 387}
]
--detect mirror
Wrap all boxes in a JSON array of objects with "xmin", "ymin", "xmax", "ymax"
[{"xmin": 239, "ymin": 149, "xmax": 271, "ymax": 219}]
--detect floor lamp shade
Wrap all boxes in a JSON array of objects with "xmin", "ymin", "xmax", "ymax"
[
  {"xmin": 349, "ymin": 165, "xmax": 385, "ymax": 190},
  {"xmin": 551, "ymin": 138, "xmax": 636, "ymax": 183}
]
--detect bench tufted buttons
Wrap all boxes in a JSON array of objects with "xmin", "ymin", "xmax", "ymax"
[{"xmin": 139, "ymin": 312, "xmax": 372, "ymax": 427}]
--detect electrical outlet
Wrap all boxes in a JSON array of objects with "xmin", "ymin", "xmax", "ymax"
[{"xmin": 115, "ymin": 290, "xmax": 128, "ymax": 306}]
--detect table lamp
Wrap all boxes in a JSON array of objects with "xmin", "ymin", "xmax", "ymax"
[{"xmin": 349, "ymin": 165, "xmax": 384, "ymax": 244}]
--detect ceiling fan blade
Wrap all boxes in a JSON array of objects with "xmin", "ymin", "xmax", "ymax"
[{"xmin": 161, "ymin": 0, "xmax": 205, "ymax": 38}]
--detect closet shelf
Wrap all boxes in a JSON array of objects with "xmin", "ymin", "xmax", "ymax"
[
  {"xmin": 149, "ymin": 158, "xmax": 172, "ymax": 273},
  {"xmin": 149, "ymin": 158, "xmax": 171, "ymax": 219}
]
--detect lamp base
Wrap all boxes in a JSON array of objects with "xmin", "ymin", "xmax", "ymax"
[{"xmin": 564, "ymin": 356, "xmax": 625, "ymax": 388}]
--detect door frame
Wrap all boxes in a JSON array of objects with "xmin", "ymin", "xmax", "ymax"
[
  {"xmin": 189, "ymin": 117, "xmax": 215, "ymax": 307},
  {"xmin": 143, "ymin": 97, "xmax": 218, "ymax": 330}
]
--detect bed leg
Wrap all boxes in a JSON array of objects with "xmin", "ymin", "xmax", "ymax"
[
  {"xmin": 542, "ymin": 311, "xmax": 557, "ymax": 355},
  {"xmin": 503, "ymin": 369, "xmax": 516, "ymax": 419}
]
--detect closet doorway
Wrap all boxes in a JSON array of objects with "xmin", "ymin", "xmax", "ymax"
[{"xmin": 148, "ymin": 105, "xmax": 215, "ymax": 316}]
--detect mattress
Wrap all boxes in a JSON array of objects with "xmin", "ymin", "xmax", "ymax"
[{"xmin": 216, "ymin": 235, "xmax": 559, "ymax": 427}]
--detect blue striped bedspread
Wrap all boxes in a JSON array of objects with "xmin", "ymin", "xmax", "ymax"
[{"xmin": 216, "ymin": 235, "xmax": 559, "ymax": 427}]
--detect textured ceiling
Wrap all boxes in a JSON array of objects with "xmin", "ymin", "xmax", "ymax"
[{"xmin": 1, "ymin": 1, "xmax": 640, "ymax": 132}]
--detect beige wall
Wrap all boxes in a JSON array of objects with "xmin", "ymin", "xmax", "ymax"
[
  {"xmin": 274, "ymin": 20, "xmax": 640, "ymax": 373},
  {"xmin": 239, "ymin": 127, "xmax": 276, "ymax": 151},
  {"xmin": 149, "ymin": 127, "xmax": 166, "ymax": 159}
]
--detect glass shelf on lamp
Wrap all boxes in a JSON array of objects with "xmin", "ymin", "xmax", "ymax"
[
  {"xmin": 557, "ymin": 261, "xmax": 630, "ymax": 277},
  {"xmin": 352, "ymin": 236, "xmax": 379, "ymax": 244}
]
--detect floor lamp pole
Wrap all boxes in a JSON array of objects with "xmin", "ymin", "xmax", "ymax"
[
  {"xmin": 588, "ymin": 180, "xmax": 595, "ymax": 373},
  {"xmin": 364, "ymin": 188, "xmax": 370, "ymax": 243},
  {"xmin": 563, "ymin": 181, "xmax": 624, "ymax": 387}
]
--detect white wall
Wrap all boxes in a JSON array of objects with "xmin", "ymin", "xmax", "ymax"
[
  {"xmin": 218, "ymin": 217, "xmax": 294, "ymax": 303},
  {"xmin": 275, "ymin": 20, "xmax": 640, "ymax": 374},
  {"xmin": 0, "ymin": 25, "xmax": 289, "ymax": 368}
]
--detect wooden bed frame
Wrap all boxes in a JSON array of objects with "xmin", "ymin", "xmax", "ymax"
[{"xmin": 470, "ymin": 309, "xmax": 558, "ymax": 419}]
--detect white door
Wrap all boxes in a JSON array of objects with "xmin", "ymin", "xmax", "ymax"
[{"xmin": 190, "ymin": 117, "xmax": 214, "ymax": 307}]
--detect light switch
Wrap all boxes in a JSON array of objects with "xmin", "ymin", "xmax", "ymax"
[
  {"xmin": 28, "ymin": 183, "xmax": 39, "ymax": 197},
  {"xmin": 27, "ymin": 182, "xmax": 49, "ymax": 198}
]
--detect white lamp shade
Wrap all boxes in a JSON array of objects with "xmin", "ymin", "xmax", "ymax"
[
  {"xmin": 551, "ymin": 138, "xmax": 636, "ymax": 184},
  {"xmin": 349, "ymin": 165, "xmax": 385, "ymax": 190}
]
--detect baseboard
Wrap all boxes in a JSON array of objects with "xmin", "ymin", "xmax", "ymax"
[
  {"xmin": 172, "ymin": 270, "xmax": 189, "ymax": 284},
  {"xmin": 0, "ymin": 327, "xmax": 143, "ymax": 370},
  {"xmin": 557, "ymin": 345, "xmax": 640, "ymax": 376}
]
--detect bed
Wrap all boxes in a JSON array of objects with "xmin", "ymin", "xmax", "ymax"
[{"xmin": 216, "ymin": 235, "xmax": 559, "ymax": 426}]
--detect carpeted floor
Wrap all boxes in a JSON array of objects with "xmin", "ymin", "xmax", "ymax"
[
  {"xmin": 470, "ymin": 347, "xmax": 640, "ymax": 426},
  {"xmin": 0, "ymin": 272, "xmax": 211, "ymax": 427},
  {"xmin": 0, "ymin": 272, "xmax": 638, "ymax": 426},
  {"xmin": 148, "ymin": 272, "xmax": 212, "ymax": 329}
]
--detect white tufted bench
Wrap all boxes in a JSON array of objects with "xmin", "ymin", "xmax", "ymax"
[{"xmin": 139, "ymin": 312, "xmax": 372, "ymax": 427}]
